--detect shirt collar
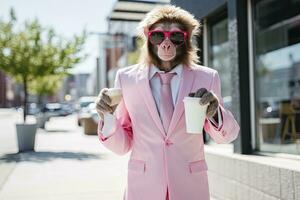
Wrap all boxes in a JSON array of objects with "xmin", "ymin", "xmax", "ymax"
[{"xmin": 149, "ymin": 64, "xmax": 183, "ymax": 80}]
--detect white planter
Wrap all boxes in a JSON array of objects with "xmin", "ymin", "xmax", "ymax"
[{"xmin": 16, "ymin": 123, "xmax": 37, "ymax": 152}]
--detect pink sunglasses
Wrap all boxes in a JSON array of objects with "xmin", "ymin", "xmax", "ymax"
[{"xmin": 148, "ymin": 30, "xmax": 188, "ymax": 46}]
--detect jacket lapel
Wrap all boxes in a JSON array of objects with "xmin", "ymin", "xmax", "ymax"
[
  {"xmin": 136, "ymin": 65, "xmax": 166, "ymax": 136},
  {"xmin": 166, "ymin": 65, "xmax": 195, "ymax": 137}
]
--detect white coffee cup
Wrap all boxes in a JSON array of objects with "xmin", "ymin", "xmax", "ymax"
[
  {"xmin": 105, "ymin": 88, "xmax": 122, "ymax": 106},
  {"xmin": 183, "ymin": 97, "xmax": 209, "ymax": 134}
]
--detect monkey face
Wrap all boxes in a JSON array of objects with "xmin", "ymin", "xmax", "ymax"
[
  {"xmin": 157, "ymin": 36, "xmax": 176, "ymax": 61},
  {"xmin": 147, "ymin": 22, "xmax": 187, "ymax": 64}
]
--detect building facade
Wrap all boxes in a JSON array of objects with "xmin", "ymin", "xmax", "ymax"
[
  {"xmin": 105, "ymin": 0, "xmax": 168, "ymax": 88},
  {"xmin": 0, "ymin": 71, "xmax": 23, "ymax": 108},
  {"xmin": 171, "ymin": 0, "xmax": 300, "ymax": 199}
]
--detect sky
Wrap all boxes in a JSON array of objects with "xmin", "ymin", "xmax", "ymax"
[{"xmin": 0, "ymin": 0, "xmax": 117, "ymax": 74}]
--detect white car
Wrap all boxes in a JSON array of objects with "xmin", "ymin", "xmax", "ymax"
[{"xmin": 77, "ymin": 96, "xmax": 97, "ymax": 126}]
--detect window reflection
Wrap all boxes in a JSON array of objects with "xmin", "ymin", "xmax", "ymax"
[
  {"xmin": 254, "ymin": 0, "xmax": 300, "ymax": 154},
  {"xmin": 210, "ymin": 17, "xmax": 232, "ymax": 111},
  {"xmin": 206, "ymin": 13, "xmax": 234, "ymax": 146}
]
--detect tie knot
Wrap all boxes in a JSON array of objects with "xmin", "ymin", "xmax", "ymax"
[{"xmin": 157, "ymin": 72, "xmax": 176, "ymax": 85}]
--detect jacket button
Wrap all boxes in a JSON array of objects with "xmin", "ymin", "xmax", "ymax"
[{"xmin": 165, "ymin": 139, "xmax": 173, "ymax": 146}]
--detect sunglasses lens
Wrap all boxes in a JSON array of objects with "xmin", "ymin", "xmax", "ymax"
[
  {"xmin": 170, "ymin": 32, "xmax": 185, "ymax": 45},
  {"xmin": 149, "ymin": 32, "xmax": 165, "ymax": 45}
]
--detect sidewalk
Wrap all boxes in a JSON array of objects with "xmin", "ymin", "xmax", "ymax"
[
  {"xmin": 0, "ymin": 112, "xmax": 216, "ymax": 200},
  {"xmin": 0, "ymin": 114, "xmax": 129, "ymax": 200}
]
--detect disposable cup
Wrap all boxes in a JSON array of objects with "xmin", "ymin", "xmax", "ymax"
[
  {"xmin": 183, "ymin": 97, "xmax": 209, "ymax": 134},
  {"xmin": 106, "ymin": 88, "xmax": 122, "ymax": 106}
]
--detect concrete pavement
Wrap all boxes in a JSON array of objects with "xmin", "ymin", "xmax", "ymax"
[
  {"xmin": 0, "ymin": 112, "xmax": 129, "ymax": 200},
  {"xmin": 0, "ymin": 110, "xmax": 216, "ymax": 200}
]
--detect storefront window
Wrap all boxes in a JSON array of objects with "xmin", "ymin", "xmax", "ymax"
[
  {"xmin": 209, "ymin": 15, "xmax": 232, "ymax": 112},
  {"xmin": 253, "ymin": 0, "xmax": 300, "ymax": 154},
  {"xmin": 206, "ymin": 12, "xmax": 234, "ymax": 145}
]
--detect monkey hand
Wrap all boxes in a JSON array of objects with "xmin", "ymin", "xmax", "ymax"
[
  {"xmin": 95, "ymin": 88, "xmax": 119, "ymax": 119},
  {"xmin": 188, "ymin": 88, "xmax": 219, "ymax": 118}
]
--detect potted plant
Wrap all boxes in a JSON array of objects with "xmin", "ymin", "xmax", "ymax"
[{"xmin": 0, "ymin": 9, "xmax": 86, "ymax": 152}]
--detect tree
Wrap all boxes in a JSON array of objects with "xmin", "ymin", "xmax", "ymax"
[
  {"xmin": 127, "ymin": 38, "xmax": 143, "ymax": 65},
  {"xmin": 28, "ymin": 74, "xmax": 64, "ymax": 106},
  {"xmin": 0, "ymin": 8, "xmax": 86, "ymax": 122}
]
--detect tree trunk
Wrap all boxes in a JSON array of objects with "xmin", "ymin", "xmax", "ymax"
[
  {"xmin": 38, "ymin": 94, "xmax": 43, "ymax": 111},
  {"xmin": 23, "ymin": 76, "xmax": 28, "ymax": 123}
]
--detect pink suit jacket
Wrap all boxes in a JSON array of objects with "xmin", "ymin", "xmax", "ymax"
[{"xmin": 98, "ymin": 64, "xmax": 240, "ymax": 200}]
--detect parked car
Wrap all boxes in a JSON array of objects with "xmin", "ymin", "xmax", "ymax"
[
  {"xmin": 77, "ymin": 96, "xmax": 97, "ymax": 126},
  {"xmin": 80, "ymin": 103, "xmax": 100, "ymax": 135},
  {"xmin": 28, "ymin": 103, "xmax": 41, "ymax": 115},
  {"xmin": 60, "ymin": 103, "xmax": 75, "ymax": 116},
  {"xmin": 42, "ymin": 103, "xmax": 62, "ymax": 118}
]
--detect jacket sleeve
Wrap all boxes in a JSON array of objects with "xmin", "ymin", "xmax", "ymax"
[
  {"xmin": 204, "ymin": 71, "xmax": 240, "ymax": 144},
  {"xmin": 97, "ymin": 69, "xmax": 133, "ymax": 155},
  {"xmin": 207, "ymin": 107, "xmax": 223, "ymax": 129}
]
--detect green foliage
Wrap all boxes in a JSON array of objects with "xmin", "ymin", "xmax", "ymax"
[
  {"xmin": 127, "ymin": 38, "xmax": 143, "ymax": 65},
  {"xmin": 0, "ymin": 8, "xmax": 86, "ymax": 82},
  {"xmin": 28, "ymin": 75, "xmax": 64, "ymax": 96},
  {"xmin": 0, "ymin": 8, "xmax": 87, "ymax": 122}
]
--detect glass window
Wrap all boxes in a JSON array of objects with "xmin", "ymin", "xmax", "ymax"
[
  {"xmin": 253, "ymin": 0, "xmax": 300, "ymax": 154},
  {"xmin": 210, "ymin": 17, "xmax": 232, "ymax": 108},
  {"xmin": 206, "ymin": 11, "xmax": 234, "ymax": 146}
]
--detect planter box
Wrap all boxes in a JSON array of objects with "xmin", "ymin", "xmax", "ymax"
[
  {"xmin": 82, "ymin": 117, "xmax": 98, "ymax": 135},
  {"xmin": 16, "ymin": 123, "xmax": 37, "ymax": 152}
]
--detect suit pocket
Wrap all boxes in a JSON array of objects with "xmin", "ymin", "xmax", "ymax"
[
  {"xmin": 189, "ymin": 160, "xmax": 208, "ymax": 174},
  {"xmin": 128, "ymin": 159, "xmax": 146, "ymax": 173}
]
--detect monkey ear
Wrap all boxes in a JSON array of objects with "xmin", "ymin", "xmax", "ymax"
[{"xmin": 143, "ymin": 27, "xmax": 149, "ymax": 37}]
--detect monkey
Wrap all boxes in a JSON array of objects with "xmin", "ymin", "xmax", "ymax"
[
  {"xmin": 95, "ymin": 5, "xmax": 240, "ymax": 200},
  {"xmin": 146, "ymin": 21, "xmax": 189, "ymax": 72},
  {"xmin": 137, "ymin": 6, "xmax": 200, "ymax": 72},
  {"xmin": 97, "ymin": 5, "xmax": 218, "ymax": 119}
]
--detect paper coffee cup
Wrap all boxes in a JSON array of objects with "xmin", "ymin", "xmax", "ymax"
[
  {"xmin": 183, "ymin": 97, "xmax": 209, "ymax": 134},
  {"xmin": 106, "ymin": 88, "xmax": 122, "ymax": 106}
]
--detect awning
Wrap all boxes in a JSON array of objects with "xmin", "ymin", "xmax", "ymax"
[{"xmin": 108, "ymin": 0, "xmax": 169, "ymax": 22}]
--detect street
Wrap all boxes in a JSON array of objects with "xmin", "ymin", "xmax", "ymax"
[{"xmin": 0, "ymin": 109, "xmax": 129, "ymax": 200}]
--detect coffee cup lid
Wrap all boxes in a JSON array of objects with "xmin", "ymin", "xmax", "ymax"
[{"xmin": 183, "ymin": 96, "xmax": 201, "ymax": 102}]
